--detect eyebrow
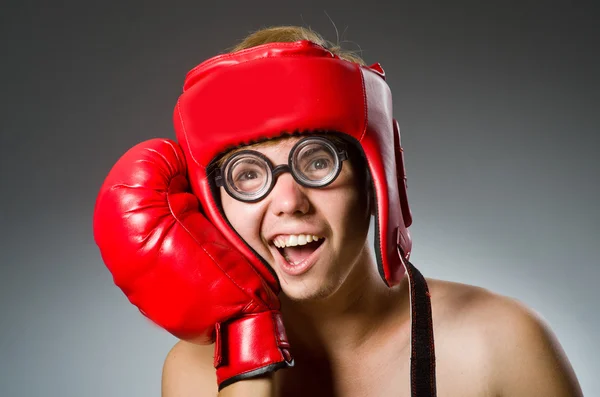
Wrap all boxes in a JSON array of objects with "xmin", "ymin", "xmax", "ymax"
[
  {"xmin": 216, "ymin": 133, "xmax": 345, "ymax": 167},
  {"xmin": 216, "ymin": 138, "xmax": 291, "ymax": 167}
]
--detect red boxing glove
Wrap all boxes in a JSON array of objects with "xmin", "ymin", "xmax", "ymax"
[{"xmin": 93, "ymin": 138, "xmax": 293, "ymax": 389}]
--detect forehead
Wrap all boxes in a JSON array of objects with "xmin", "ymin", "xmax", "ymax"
[
  {"xmin": 217, "ymin": 135, "xmax": 312, "ymax": 167},
  {"xmin": 246, "ymin": 136, "xmax": 302, "ymax": 154},
  {"xmin": 214, "ymin": 133, "xmax": 353, "ymax": 170}
]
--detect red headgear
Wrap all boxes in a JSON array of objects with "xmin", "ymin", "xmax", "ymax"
[{"xmin": 173, "ymin": 40, "xmax": 413, "ymax": 291}]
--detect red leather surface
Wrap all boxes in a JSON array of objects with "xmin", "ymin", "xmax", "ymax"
[
  {"xmin": 93, "ymin": 138, "xmax": 291, "ymax": 384},
  {"xmin": 174, "ymin": 40, "xmax": 412, "ymax": 287},
  {"xmin": 214, "ymin": 311, "xmax": 291, "ymax": 385}
]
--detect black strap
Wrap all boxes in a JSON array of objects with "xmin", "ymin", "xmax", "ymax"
[{"xmin": 403, "ymin": 255, "xmax": 437, "ymax": 397}]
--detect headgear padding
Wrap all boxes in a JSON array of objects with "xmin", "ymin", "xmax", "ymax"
[{"xmin": 173, "ymin": 40, "xmax": 413, "ymax": 290}]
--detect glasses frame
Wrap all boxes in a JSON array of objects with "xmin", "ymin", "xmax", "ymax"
[{"xmin": 214, "ymin": 136, "xmax": 349, "ymax": 203}]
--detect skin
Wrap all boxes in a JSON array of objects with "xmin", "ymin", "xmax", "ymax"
[{"xmin": 161, "ymin": 136, "xmax": 584, "ymax": 397}]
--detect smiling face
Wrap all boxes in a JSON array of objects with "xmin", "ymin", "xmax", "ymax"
[{"xmin": 219, "ymin": 135, "xmax": 373, "ymax": 301}]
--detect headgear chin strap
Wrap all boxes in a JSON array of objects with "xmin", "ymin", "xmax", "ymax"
[{"xmin": 173, "ymin": 40, "xmax": 412, "ymax": 290}]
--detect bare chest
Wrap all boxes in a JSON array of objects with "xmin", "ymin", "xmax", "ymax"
[
  {"xmin": 273, "ymin": 352, "xmax": 411, "ymax": 397},
  {"xmin": 272, "ymin": 336, "xmax": 497, "ymax": 397},
  {"xmin": 271, "ymin": 280, "xmax": 502, "ymax": 396}
]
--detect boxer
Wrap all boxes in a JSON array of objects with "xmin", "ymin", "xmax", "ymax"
[{"xmin": 94, "ymin": 26, "xmax": 583, "ymax": 397}]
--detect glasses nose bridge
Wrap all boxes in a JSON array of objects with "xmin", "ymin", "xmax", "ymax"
[
  {"xmin": 271, "ymin": 163, "xmax": 293, "ymax": 181},
  {"xmin": 270, "ymin": 163, "xmax": 309, "ymax": 199},
  {"xmin": 268, "ymin": 163, "xmax": 310, "ymax": 214}
]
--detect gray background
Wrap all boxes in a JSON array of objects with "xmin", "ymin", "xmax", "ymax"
[{"xmin": 1, "ymin": 0, "xmax": 598, "ymax": 396}]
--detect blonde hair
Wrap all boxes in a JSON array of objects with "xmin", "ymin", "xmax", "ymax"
[
  {"xmin": 214, "ymin": 25, "xmax": 366, "ymax": 167},
  {"xmin": 228, "ymin": 25, "xmax": 366, "ymax": 65}
]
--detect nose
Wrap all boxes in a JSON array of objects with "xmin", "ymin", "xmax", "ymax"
[{"xmin": 268, "ymin": 172, "xmax": 310, "ymax": 216}]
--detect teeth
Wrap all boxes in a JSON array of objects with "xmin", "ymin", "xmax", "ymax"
[
  {"xmin": 273, "ymin": 234, "xmax": 322, "ymax": 248},
  {"xmin": 289, "ymin": 235, "xmax": 298, "ymax": 246}
]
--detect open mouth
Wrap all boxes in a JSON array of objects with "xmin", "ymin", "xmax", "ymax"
[{"xmin": 272, "ymin": 236, "xmax": 325, "ymax": 265}]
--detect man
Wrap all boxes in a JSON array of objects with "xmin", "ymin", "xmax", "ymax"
[{"xmin": 94, "ymin": 26, "xmax": 583, "ymax": 396}]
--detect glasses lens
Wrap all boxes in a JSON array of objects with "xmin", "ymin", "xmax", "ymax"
[
  {"xmin": 225, "ymin": 154, "xmax": 272, "ymax": 199},
  {"xmin": 292, "ymin": 139, "xmax": 340, "ymax": 186}
]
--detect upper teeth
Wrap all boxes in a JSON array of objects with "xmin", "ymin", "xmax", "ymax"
[{"xmin": 273, "ymin": 234, "xmax": 322, "ymax": 248}]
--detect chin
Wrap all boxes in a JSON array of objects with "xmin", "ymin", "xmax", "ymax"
[{"xmin": 280, "ymin": 275, "xmax": 343, "ymax": 302}]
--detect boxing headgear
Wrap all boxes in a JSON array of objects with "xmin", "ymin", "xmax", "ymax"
[{"xmin": 173, "ymin": 40, "xmax": 413, "ymax": 290}]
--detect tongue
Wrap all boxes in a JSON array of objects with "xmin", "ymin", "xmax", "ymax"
[{"xmin": 282, "ymin": 241, "xmax": 321, "ymax": 264}]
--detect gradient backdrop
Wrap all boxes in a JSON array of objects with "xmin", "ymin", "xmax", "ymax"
[{"xmin": 1, "ymin": 0, "xmax": 598, "ymax": 396}]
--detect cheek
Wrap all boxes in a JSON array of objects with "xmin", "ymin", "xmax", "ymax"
[
  {"xmin": 336, "ymin": 168, "xmax": 368, "ymax": 214},
  {"xmin": 220, "ymin": 189, "xmax": 264, "ymax": 247},
  {"xmin": 316, "ymin": 182, "xmax": 369, "ymax": 235}
]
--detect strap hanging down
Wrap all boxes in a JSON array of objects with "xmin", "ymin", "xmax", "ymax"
[{"xmin": 401, "ymin": 250, "xmax": 437, "ymax": 397}]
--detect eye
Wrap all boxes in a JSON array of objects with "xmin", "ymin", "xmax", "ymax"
[
  {"xmin": 230, "ymin": 158, "xmax": 265, "ymax": 181},
  {"xmin": 307, "ymin": 158, "xmax": 331, "ymax": 171},
  {"xmin": 236, "ymin": 170, "xmax": 261, "ymax": 181}
]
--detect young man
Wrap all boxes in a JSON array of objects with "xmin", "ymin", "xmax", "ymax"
[{"xmin": 94, "ymin": 27, "xmax": 583, "ymax": 396}]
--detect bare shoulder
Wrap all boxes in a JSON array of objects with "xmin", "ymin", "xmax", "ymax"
[
  {"xmin": 426, "ymin": 278, "xmax": 583, "ymax": 397},
  {"xmin": 161, "ymin": 340, "xmax": 218, "ymax": 397}
]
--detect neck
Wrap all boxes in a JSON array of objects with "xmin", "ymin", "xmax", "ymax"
[{"xmin": 279, "ymin": 246, "xmax": 411, "ymax": 359}]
